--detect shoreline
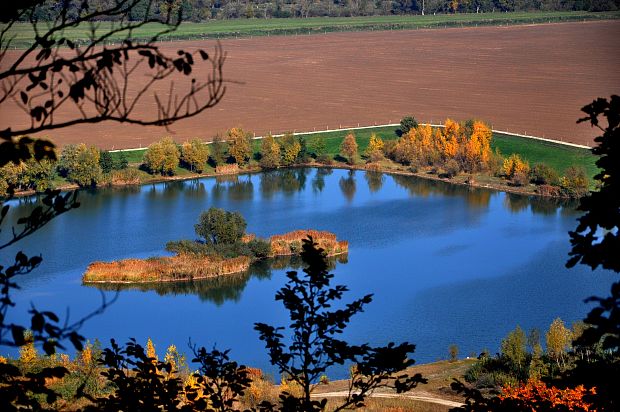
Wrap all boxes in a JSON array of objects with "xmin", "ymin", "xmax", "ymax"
[{"xmin": 7, "ymin": 161, "xmax": 576, "ymax": 203}]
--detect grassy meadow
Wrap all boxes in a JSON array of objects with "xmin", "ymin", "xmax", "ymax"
[{"xmin": 6, "ymin": 11, "xmax": 619, "ymax": 48}]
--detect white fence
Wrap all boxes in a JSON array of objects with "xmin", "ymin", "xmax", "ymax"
[{"xmin": 109, "ymin": 122, "xmax": 592, "ymax": 152}]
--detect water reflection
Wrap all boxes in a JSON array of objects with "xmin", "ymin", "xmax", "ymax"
[
  {"xmin": 85, "ymin": 254, "xmax": 348, "ymax": 306},
  {"xmin": 339, "ymin": 170, "xmax": 356, "ymax": 202},
  {"xmin": 364, "ymin": 171, "xmax": 384, "ymax": 193},
  {"xmin": 311, "ymin": 168, "xmax": 332, "ymax": 193},
  {"xmin": 259, "ymin": 169, "xmax": 310, "ymax": 198}
]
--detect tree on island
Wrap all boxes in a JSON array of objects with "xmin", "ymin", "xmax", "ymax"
[{"xmin": 194, "ymin": 207, "xmax": 247, "ymax": 245}]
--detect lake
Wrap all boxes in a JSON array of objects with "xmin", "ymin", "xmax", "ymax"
[{"xmin": 3, "ymin": 168, "xmax": 613, "ymax": 378}]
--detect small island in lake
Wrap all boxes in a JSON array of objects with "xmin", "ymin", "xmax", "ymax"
[{"xmin": 83, "ymin": 208, "xmax": 347, "ymax": 284}]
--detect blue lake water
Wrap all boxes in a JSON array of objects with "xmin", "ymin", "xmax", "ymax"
[{"xmin": 2, "ymin": 168, "xmax": 613, "ymax": 378}]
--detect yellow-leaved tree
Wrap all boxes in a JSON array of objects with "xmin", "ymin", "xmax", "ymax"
[
  {"xmin": 503, "ymin": 153, "xmax": 530, "ymax": 185},
  {"xmin": 227, "ymin": 127, "xmax": 252, "ymax": 166},
  {"xmin": 260, "ymin": 134, "xmax": 281, "ymax": 169},
  {"xmin": 143, "ymin": 137, "xmax": 180, "ymax": 176},
  {"xmin": 181, "ymin": 138, "xmax": 210, "ymax": 173},
  {"xmin": 546, "ymin": 318, "xmax": 572, "ymax": 370},
  {"xmin": 365, "ymin": 133, "xmax": 384, "ymax": 162}
]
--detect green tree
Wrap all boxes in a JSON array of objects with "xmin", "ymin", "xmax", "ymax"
[
  {"xmin": 143, "ymin": 137, "xmax": 180, "ymax": 176},
  {"xmin": 260, "ymin": 134, "xmax": 281, "ymax": 169},
  {"xmin": 398, "ymin": 115, "xmax": 418, "ymax": 136},
  {"xmin": 114, "ymin": 152, "xmax": 129, "ymax": 170},
  {"xmin": 227, "ymin": 127, "xmax": 252, "ymax": 166},
  {"xmin": 210, "ymin": 134, "xmax": 229, "ymax": 167},
  {"xmin": 254, "ymin": 238, "xmax": 425, "ymax": 411},
  {"xmin": 181, "ymin": 138, "xmax": 210, "ymax": 173},
  {"xmin": 500, "ymin": 325, "xmax": 527, "ymax": 371},
  {"xmin": 22, "ymin": 157, "xmax": 56, "ymax": 192},
  {"xmin": 340, "ymin": 132, "xmax": 359, "ymax": 165},
  {"xmin": 58, "ymin": 143, "xmax": 102, "ymax": 187},
  {"xmin": 99, "ymin": 150, "xmax": 114, "ymax": 174},
  {"xmin": 312, "ymin": 136, "xmax": 329, "ymax": 163},
  {"xmin": 194, "ymin": 207, "xmax": 247, "ymax": 245}
]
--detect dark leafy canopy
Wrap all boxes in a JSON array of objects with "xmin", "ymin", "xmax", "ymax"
[
  {"xmin": 255, "ymin": 237, "xmax": 425, "ymax": 412},
  {"xmin": 567, "ymin": 95, "xmax": 620, "ymax": 273},
  {"xmin": 0, "ymin": 0, "xmax": 225, "ymax": 167},
  {"xmin": 194, "ymin": 207, "xmax": 247, "ymax": 245}
]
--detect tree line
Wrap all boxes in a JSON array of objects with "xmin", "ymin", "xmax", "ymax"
[
  {"xmin": 24, "ymin": 0, "xmax": 620, "ymax": 23},
  {"xmin": 0, "ymin": 119, "xmax": 590, "ymax": 199}
]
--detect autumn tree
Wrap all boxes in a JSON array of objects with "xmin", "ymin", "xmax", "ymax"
[
  {"xmin": 546, "ymin": 318, "xmax": 572, "ymax": 370},
  {"xmin": 260, "ymin": 134, "xmax": 281, "ymax": 169},
  {"xmin": 365, "ymin": 133, "xmax": 384, "ymax": 162},
  {"xmin": 503, "ymin": 153, "xmax": 530, "ymax": 186},
  {"xmin": 462, "ymin": 120, "xmax": 492, "ymax": 172},
  {"xmin": 143, "ymin": 137, "xmax": 180, "ymax": 175},
  {"xmin": 279, "ymin": 132, "xmax": 301, "ymax": 166},
  {"xmin": 227, "ymin": 127, "xmax": 252, "ymax": 166},
  {"xmin": 181, "ymin": 138, "xmax": 210, "ymax": 173},
  {"xmin": 58, "ymin": 143, "xmax": 102, "ymax": 187},
  {"xmin": 560, "ymin": 166, "xmax": 589, "ymax": 198},
  {"xmin": 340, "ymin": 132, "xmax": 359, "ymax": 165}
]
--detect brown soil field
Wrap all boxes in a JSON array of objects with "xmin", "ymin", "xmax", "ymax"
[{"xmin": 2, "ymin": 20, "xmax": 619, "ymax": 149}]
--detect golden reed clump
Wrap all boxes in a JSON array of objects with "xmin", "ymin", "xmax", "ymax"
[
  {"xmin": 269, "ymin": 230, "xmax": 348, "ymax": 257},
  {"xmin": 83, "ymin": 255, "xmax": 251, "ymax": 283}
]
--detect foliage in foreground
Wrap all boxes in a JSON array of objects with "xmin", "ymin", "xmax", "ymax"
[{"xmin": 451, "ymin": 96, "xmax": 619, "ymax": 411}]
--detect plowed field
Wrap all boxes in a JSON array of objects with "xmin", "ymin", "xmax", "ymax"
[{"xmin": 2, "ymin": 20, "xmax": 619, "ymax": 149}]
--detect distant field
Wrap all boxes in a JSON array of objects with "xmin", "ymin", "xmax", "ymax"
[
  {"xmin": 6, "ymin": 11, "xmax": 619, "ymax": 48},
  {"xmin": 113, "ymin": 125, "xmax": 599, "ymax": 179}
]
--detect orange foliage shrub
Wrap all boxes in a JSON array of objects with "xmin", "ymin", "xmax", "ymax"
[
  {"xmin": 215, "ymin": 164, "xmax": 240, "ymax": 175},
  {"xmin": 83, "ymin": 255, "xmax": 251, "ymax": 283},
  {"xmin": 270, "ymin": 230, "xmax": 348, "ymax": 257},
  {"xmin": 500, "ymin": 379, "xmax": 596, "ymax": 411}
]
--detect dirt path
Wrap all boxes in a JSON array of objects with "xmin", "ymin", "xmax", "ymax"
[
  {"xmin": 3, "ymin": 20, "xmax": 618, "ymax": 149},
  {"xmin": 311, "ymin": 390, "xmax": 465, "ymax": 408}
]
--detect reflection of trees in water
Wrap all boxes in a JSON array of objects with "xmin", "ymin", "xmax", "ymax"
[
  {"xmin": 210, "ymin": 175, "xmax": 253, "ymax": 201},
  {"xmin": 504, "ymin": 193, "xmax": 531, "ymax": 213},
  {"xmin": 86, "ymin": 253, "xmax": 347, "ymax": 306},
  {"xmin": 364, "ymin": 171, "xmax": 384, "ymax": 193},
  {"xmin": 391, "ymin": 174, "xmax": 491, "ymax": 208},
  {"xmin": 339, "ymin": 170, "xmax": 356, "ymax": 202},
  {"xmin": 181, "ymin": 180, "xmax": 207, "ymax": 198},
  {"xmin": 228, "ymin": 179, "xmax": 254, "ymax": 202},
  {"xmin": 259, "ymin": 169, "xmax": 310, "ymax": 198},
  {"xmin": 311, "ymin": 168, "xmax": 332, "ymax": 193},
  {"xmin": 391, "ymin": 174, "xmax": 575, "ymax": 216}
]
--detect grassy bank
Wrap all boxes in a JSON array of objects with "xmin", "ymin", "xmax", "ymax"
[
  {"xmin": 113, "ymin": 125, "xmax": 598, "ymax": 180},
  {"xmin": 6, "ymin": 11, "xmax": 619, "ymax": 48}
]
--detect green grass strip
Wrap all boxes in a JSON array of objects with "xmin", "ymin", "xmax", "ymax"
[{"xmin": 5, "ymin": 11, "xmax": 619, "ymax": 49}]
